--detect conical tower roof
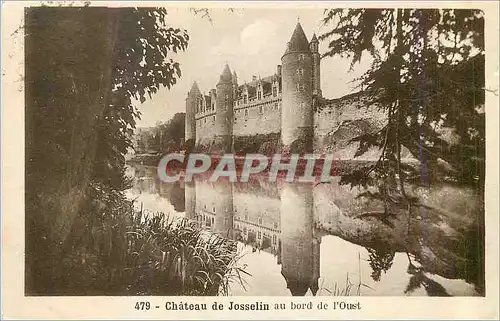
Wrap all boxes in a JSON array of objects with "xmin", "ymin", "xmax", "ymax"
[
  {"xmin": 284, "ymin": 276, "xmax": 310, "ymax": 296},
  {"xmin": 283, "ymin": 22, "xmax": 311, "ymax": 56},
  {"xmin": 310, "ymin": 278, "xmax": 319, "ymax": 296},
  {"xmin": 218, "ymin": 64, "xmax": 233, "ymax": 84},
  {"xmin": 310, "ymin": 33, "xmax": 318, "ymax": 43},
  {"xmin": 188, "ymin": 81, "xmax": 201, "ymax": 97},
  {"xmin": 232, "ymin": 70, "xmax": 238, "ymax": 84}
]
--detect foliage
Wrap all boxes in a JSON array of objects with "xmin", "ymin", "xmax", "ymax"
[
  {"xmin": 134, "ymin": 113, "xmax": 186, "ymax": 154},
  {"xmin": 233, "ymin": 132, "xmax": 281, "ymax": 155},
  {"xmin": 366, "ymin": 247, "xmax": 395, "ymax": 282},
  {"xmin": 25, "ymin": 7, "xmax": 189, "ymax": 294},
  {"xmin": 320, "ymin": 9, "xmax": 485, "ymax": 190},
  {"xmin": 56, "ymin": 189, "xmax": 248, "ymax": 295},
  {"xmin": 404, "ymin": 254, "xmax": 451, "ymax": 296}
]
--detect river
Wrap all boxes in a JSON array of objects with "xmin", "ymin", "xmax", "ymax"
[{"xmin": 125, "ymin": 164, "xmax": 483, "ymax": 296}]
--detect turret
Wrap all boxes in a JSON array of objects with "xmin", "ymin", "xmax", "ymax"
[
  {"xmin": 280, "ymin": 182, "xmax": 316, "ymax": 296},
  {"xmin": 310, "ymin": 232, "xmax": 321, "ymax": 295},
  {"xmin": 232, "ymin": 70, "xmax": 238, "ymax": 98},
  {"xmin": 213, "ymin": 180, "xmax": 234, "ymax": 239},
  {"xmin": 185, "ymin": 81, "xmax": 201, "ymax": 142},
  {"xmin": 310, "ymin": 34, "xmax": 322, "ymax": 97},
  {"xmin": 215, "ymin": 64, "xmax": 234, "ymax": 153},
  {"xmin": 281, "ymin": 22, "xmax": 314, "ymax": 153},
  {"xmin": 209, "ymin": 89, "xmax": 217, "ymax": 111},
  {"xmin": 185, "ymin": 181, "xmax": 197, "ymax": 221}
]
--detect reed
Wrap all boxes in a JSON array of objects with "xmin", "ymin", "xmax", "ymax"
[
  {"xmin": 57, "ymin": 191, "xmax": 247, "ymax": 296},
  {"xmin": 122, "ymin": 209, "xmax": 249, "ymax": 295},
  {"xmin": 317, "ymin": 253, "xmax": 373, "ymax": 296}
]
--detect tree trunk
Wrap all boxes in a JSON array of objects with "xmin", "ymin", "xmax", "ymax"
[{"xmin": 25, "ymin": 8, "xmax": 119, "ymax": 294}]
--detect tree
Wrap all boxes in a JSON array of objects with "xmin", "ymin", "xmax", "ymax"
[
  {"xmin": 25, "ymin": 7, "xmax": 188, "ymax": 294},
  {"xmin": 134, "ymin": 112, "xmax": 185, "ymax": 154},
  {"xmin": 319, "ymin": 9, "xmax": 485, "ymax": 194},
  {"xmin": 319, "ymin": 8, "xmax": 485, "ymax": 295}
]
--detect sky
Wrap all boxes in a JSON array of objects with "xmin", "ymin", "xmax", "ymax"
[{"xmin": 135, "ymin": 7, "xmax": 371, "ymax": 128}]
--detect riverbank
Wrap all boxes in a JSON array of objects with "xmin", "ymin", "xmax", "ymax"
[{"xmin": 48, "ymin": 190, "xmax": 246, "ymax": 296}]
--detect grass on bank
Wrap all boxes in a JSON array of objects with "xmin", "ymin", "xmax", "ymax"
[{"xmin": 58, "ymin": 191, "xmax": 248, "ymax": 296}]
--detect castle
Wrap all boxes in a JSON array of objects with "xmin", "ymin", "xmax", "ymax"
[{"xmin": 185, "ymin": 22, "xmax": 327, "ymax": 153}]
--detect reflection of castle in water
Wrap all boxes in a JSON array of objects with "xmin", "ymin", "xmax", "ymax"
[
  {"xmin": 186, "ymin": 179, "xmax": 321, "ymax": 296},
  {"xmin": 129, "ymin": 165, "xmax": 483, "ymax": 296}
]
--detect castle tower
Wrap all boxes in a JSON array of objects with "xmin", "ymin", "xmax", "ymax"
[
  {"xmin": 185, "ymin": 181, "xmax": 196, "ymax": 221},
  {"xmin": 232, "ymin": 70, "xmax": 238, "ymax": 97},
  {"xmin": 281, "ymin": 22, "xmax": 314, "ymax": 153},
  {"xmin": 215, "ymin": 64, "xmax": 234, "ymax": 153},
  {"xmin": 213, "ymin": 180, "xmax": 234, "ymax": 239},
  {"xmin": 280, "ymin": 182, "xmax": 317, "ymax": 296},
  {"xmin": 310, "ymin": 232, "xmax": 321, "ymax": 295},
  {"xmin": 310, "ymin": 34, "xmax": 322, "ymax": 97},
  {"xmin": 185, "ymin": 82, "xmax": 201, "ymax": 142}
]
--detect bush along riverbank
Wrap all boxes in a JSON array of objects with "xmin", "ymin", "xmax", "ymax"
[{"xmin": 52, "ymin": 187, "xmax": 247, "ymax": 296}]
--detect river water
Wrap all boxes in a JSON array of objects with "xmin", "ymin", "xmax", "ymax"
[{"xmin": 125, "ymin": 164, "xmax": 483, "ymax": 296}]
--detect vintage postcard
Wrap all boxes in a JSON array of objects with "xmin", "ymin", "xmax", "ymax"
[{"xmin": 2, "ymin": 0, "xmax": 499, "ymax": 319}]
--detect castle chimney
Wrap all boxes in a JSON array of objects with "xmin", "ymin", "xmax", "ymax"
[{"xmin": 252, "ymin": 75, "xmax": 257, "ymax": 82}]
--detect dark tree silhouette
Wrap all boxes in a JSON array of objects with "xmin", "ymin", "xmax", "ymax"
[
  {"xmin": 320, "ymin": 9, "xmax": 485, "ymax": 191},
  {"xmin": 25, "ymin": 7, "xmax": 188, "ymax": 294},
  {"xmin": 366, "ymin": 247, "xmax": 395, "ymax": 282}
]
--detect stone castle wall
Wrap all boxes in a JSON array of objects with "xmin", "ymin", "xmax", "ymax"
[
  {"xmin": 193, "ymin": 87, "xmax": 387, "ymax": 158},
  {"xmin": 314, "ymin": 93, "xmax": 386, "ymax": 158},
  {"xmin": 195, "ymin": 111, "xmax": 217, "ymax": 146},
  {"xmin": 186, "ymin": 23, "xmax": 387, "ymax": 155},
  {"xmin": 194, "ymin": 97, "xmax": 283, "ymax": 147},
  {"xmin": 233, "ymin": 96, "xmax": 282, "ymax": 136}
]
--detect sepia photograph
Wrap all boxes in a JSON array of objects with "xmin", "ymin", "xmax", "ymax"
[
  {"xmin": 2, "ymin": 0, "xmax": 499, "ymax": 318},
  {"xmin": 21, "ymin": 4, "xmax": 489, "ymax": 300}
]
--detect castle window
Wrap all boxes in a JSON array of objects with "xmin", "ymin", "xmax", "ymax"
[
  {"xmin": 258, "ymin": 91, "xmax": 262, "ymax": 100},
  {"xmin": 213, "ymin": 116, "xmax": 215, "ymax": 121},
  {"xmin": 245, "ymin": 214, "xmax": 248, "ymax": 220},
  {"xmin": 225, "ymin": 93, "xmax": 229, "ymax": 101},
  {"xmin": 258, "ymin": 231, "xmax": 261, "ymax": 239},
  {"xmin": 300, "ymin": 102, "xmax": 305, "ymax": 108},
  {"xmin": 258, "ymin": 217, "xmax": 262, "ymax": 225},
  {"xmin": 297, "ymin": 83, "xmax": 305, "ymax": 91},
  {"xmin": 245, "ymin": 109, "xmax": 248, "ymax": 117},
  {"xmin": 273, "ymin": 222, "xmax": 278, "ymax": 229},
  {"xmin": 296, "ymin": 68, "xmax": 304, "ymax": 76},
  {"xmin": 213, "ymin": 206, "xmax": 216, "ymax": 213},
  {"xmin": 274, "ymin": 103, "xmax": 278, "ymax": 110},
  {"xmin": 259, "ymin": 106, "xmax": 263, "ymax": 113},
  {"xmin": 273, "ymin": 235, "xmax": 277, "ymax": 244},
  {"xmin": 243, "ymin": 96, "xmax": 247, "ymax": 104},
  {"xmin": 299, "ymin": 54, "xmax": 305, "ymax": 61},
  {"xmin": 272, "ymin": 87, "xmax": 277, "ymax": 97},
  {"xmin": 204, "ymin": 118, "xmax": 207, "ymax": 124}
]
